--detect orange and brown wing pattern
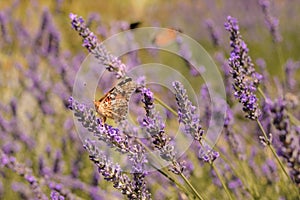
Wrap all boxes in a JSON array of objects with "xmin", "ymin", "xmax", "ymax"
[{"xmin": 94, "ymin": 77, "xmax": 137, "ymax": 122}]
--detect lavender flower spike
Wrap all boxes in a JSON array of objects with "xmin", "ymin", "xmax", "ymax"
[
  {"xmin": 140, "ymin": 88, "xmax": 185, "ymax": 174},
  {"xmin": 68, "ymin": 97, "xmax": 131, "ymax": 153},
  {"xmin": 172, "ymin": 81, "xmax": 204, "ymax": 142},
  {"xmin": 224, "ymin": 16, "xmax": 262, "ymax": 120},
  {"xmin": 69, "ymin": 13, "xmax": 125, "ymax": 78},
  {"xmin": 173, "ymin": 81, "xmax": 218, "ymax": 164},
  {"xmin": 259, "ymin": 0, "xmax": 282, "ymax": 43},
  {"xmin": 84, "ymin": 140, "xmax": 152, "ymax": 200}
]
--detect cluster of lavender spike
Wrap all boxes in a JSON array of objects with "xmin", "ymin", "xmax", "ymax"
[
  {"xmin": 70, "ymin": 13, "xmax": 125, "ymax": 78},
  {"xmin": 267, "ymin": 98, "xmax": 300, "ymax": 186},
  {"xmin": 68, "ymin": 97, "xmax": 151, "ymax": 199},
  {"xmin": 224, "ymin": 16, "xmax": 262, "ymax": 120},
  {"xmin": 68, "ymin": 13, "xmax": 222, "ymax": 197},
  {"xmin": 1, "ymin": 1, "xmax": 300, "ymax": 199},
  {"xmin": 0, "ymin": 6, "xmax": 131, "ymax": 199}
]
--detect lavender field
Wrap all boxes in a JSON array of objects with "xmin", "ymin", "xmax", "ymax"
[{"xmin": 0, "ymin": 1, "xmax": 299, "ymax": 199}]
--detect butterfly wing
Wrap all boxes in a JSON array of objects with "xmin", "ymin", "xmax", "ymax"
[{"xmin": 94, "ymin": 77, "xmax": 137, "ymax": 122}]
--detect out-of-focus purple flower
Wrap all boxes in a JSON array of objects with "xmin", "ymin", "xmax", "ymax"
[
  {"xmin": 215, "ymin": 52, "xmax": 234, "ymax": 104},
  {"xmin": 0, "ymin": 11, "xmax": 12, "ymax": 43},
  {"xmin": 224, "ymin": 106, "xmax": 245, "ymax": 160},
  {"xmin": 50, "ymin": 190, "xmax": 65, "ymax": 200},
  {"xmin": 284, "ymin": 59, "xmax": 300, "ymax": 90},
  {"xmin": 224, "ymin": 16, "xmax": 262, "ymax": 120},
  {"xmin": 48, "ymin": 181, "xmax": 74, "ymax": 200},
  {"xmin": 268, "ymin": 98, "xmax": 300, "ymax": 186},
  {"xmin": 262, "ymin": 159, "xmax": 278, "ymax": 183},
  {"xmin": 86, "ymin": 12, "xmax": 101, "ymax": 27},
  {"xmin": 70, "ymin": 148, "xmax": 84, "ymax": 179},
  {"xmin": 47, "ymin": 24, "xmax": 61, "ymax": 57},
  {"xmin": 53, "ymin": 150, "xmax": 62, "ymax": 174},
  {"xmin": 173, "ymin": 81, "xmax": 204, "ymax": 142},
  {"xmin": 35, "ymin": 9, "xmax": 51, "ymax": 48},
  {"xmin": 0, "ymin": 150, "xmax": 48, "ymax": 199},
  {"xmin": 259, "ymin": 0, "xmax": 282, "ymax": 43},
  {"xmin": 13, "ymin": 20, "xmax": 30, "ymax": 47},
  {"xmin": 256, "ymin": 58, "xmax": 270, "ymax": 89},
  {"xmin": 176, "ymin": 36, "xmax": 201, "ymax": 77},
  {"xmin": 200, "ymin": 84, "xmax": 211, "ymax": 128},
  {"xmin": 228, "ymin": 178, "xmax": 242, "ymax": 190},
  {"xmin": 69, "ymin": 13, "xmax": 125, "ymax": 78},
  {"xmin": 205, "ymin": 19, "xmax": 221, "ymax": 47}
]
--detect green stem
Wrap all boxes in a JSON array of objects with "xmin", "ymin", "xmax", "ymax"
[
  {"xmin": 134, "ymin": 139, "xmax": 191, "ymax": 196},
  {"xmin": 286, "ymin": 111, "xmax": 300, "ymax": 126},
  {"xmin": 275, "ymin": 43, "xmax": 285, "ymax": 88},
  {"xmin": 153, "ymin": 96, "xmax": 205, "ymax": 199},
  {"xmin": 257, "ymin": 87, "xmax": 267, "ymax": 100},
  {"xmin": 211, "ymin": 163, "xmax": 233, "ymax": 200},
  {"xmin": 154, "ymin": 96, "xmax": 178, "ymax": 116},
  {"xmin": 179, "ymin": 172, "xmax": 204, "ymax": 200},
  {"xmin": 212, "ymin": 140, "xmax": 259, "ymax": 197},
  {"xmin": 256, "ymin": 120, "xmax": 290, "ymax": 179}
]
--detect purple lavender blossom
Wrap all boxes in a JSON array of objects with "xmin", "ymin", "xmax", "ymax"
[
  {"xmin": 53, "ymin": 150, "xmax": 62, "ymax": 174},
  {"xmin": 35, "ymin": 9, "xmax": 52, "ymax": 49},
  {"xmin": 69, "ymin": 92, "xmax": 150, "ymax": 197},
  {"xmin": 268, "ymin": 98, "xmax": 300, "ymax": 186},
  {"xmin": 68, "ymin": 97, "xmax": 131, "ymax": 153},
  {"xmin": 172, "ymin": 81, "xmax": 204, "ymax": 142},
  {"xmin": 259, "ymin": 0, "xmax": 282, "ymax": 43},
  {"xmin": 47, "ymin": 24, "xmax": 61, "ymax": 57},
  {"xmin": 256, "ymin": 58, "xmax": 270, "ymax": 92},
  {"xmin": 83, "ymin": 140, "xmax": 151, "ymax": 200},
  {"xmin": 69, "ymin": 13, "xmax": 125, "ymax": 78},
  {"xmin": 224, "ymin": 16, "xmax": 262, "ymax": 120},
  {"xmin": 130, "ymin": 144, "xmax": 151, "ymax": 200},
  {"xmin": 50, "ymin": 190, "xmax": 65, "ymax": 200},
  {"xmin": 140, "ymin": 87, "xmax": 185, "ymax": 174},
  {"xmin": 205, "ymin": 19, "xmax": 221, "ymax": 47},
  {"xmin": 199, "ymin": 146, "xmax": 219, "ymax": 164},
  {"xmin": 172, "ymin": 81, "xmax": 220, "ymax": 165},
  {"xmin": 223, "ymin": 106, "xmax": 245, "ymax": 160},
  {"xmin": 215, "ymin": 52, "xmax": 234, "ymax": 104},
  {"xmin": 200, "ymin": 84, "xmax": 211, "ymax": 128},
  {"xmin": 0, "ymin": 11, "xmax": 12, "ymax": 43},
  {"xmin": 0, "ymin": 150, "xmax": 48, "ymax": 200},
  {"xmin": 284, "ymin": 59, "xmax": 300, "ymax": 90}
]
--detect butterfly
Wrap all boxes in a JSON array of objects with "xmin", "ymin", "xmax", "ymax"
[
  {"xmin": 153, "ymin": 28, "xmax": 182, "ymax": 47},
  {"xmin": 94, "ymin": 76, "xmax": 137, "ymax": 123}
]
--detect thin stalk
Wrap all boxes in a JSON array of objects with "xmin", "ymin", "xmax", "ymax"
[
  {"xmin": 212, "ymin": 139, "xmax": 259, "ymax": 197},
  {"xmin": 179, "ymin": 171, "xmax": 204, "ymax": 200},
  {"xmin": 211, "ymin": 163, "xmax": 233, "ymax": 200},
  {"xmin": 154, "ymin": 96, "xmax": 178, "ymax": 116},
  {"xmin": 286, "ymin": 111, "xmax": 300, "ymax": 126},
  {"xmin": 257, "ymin": 87, "xmax": 267, "ymax": 100},
  {"xmin": 152, "ymin": 96, "xmax": 205, "ymax": 199},
  {"xmin": 256, "ymin": 119, "xmax": 290, "ymax": 179},
  {"xmin": 134, "ymin": 139, "xmax": 191, "ymax": 197},
  {"xmin": 275, "ymin": 44, "xmax": 285, "ymax": 88}
]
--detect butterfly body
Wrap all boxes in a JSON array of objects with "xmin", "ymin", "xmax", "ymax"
[{"xmin": 94, "ymin": 77, "xmax": 137, "ymax": 123}]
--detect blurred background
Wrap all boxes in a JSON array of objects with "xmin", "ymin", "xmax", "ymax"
[{"xmin": 0, "ymin": 0, "xmax": 299, "ymax": 199}]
